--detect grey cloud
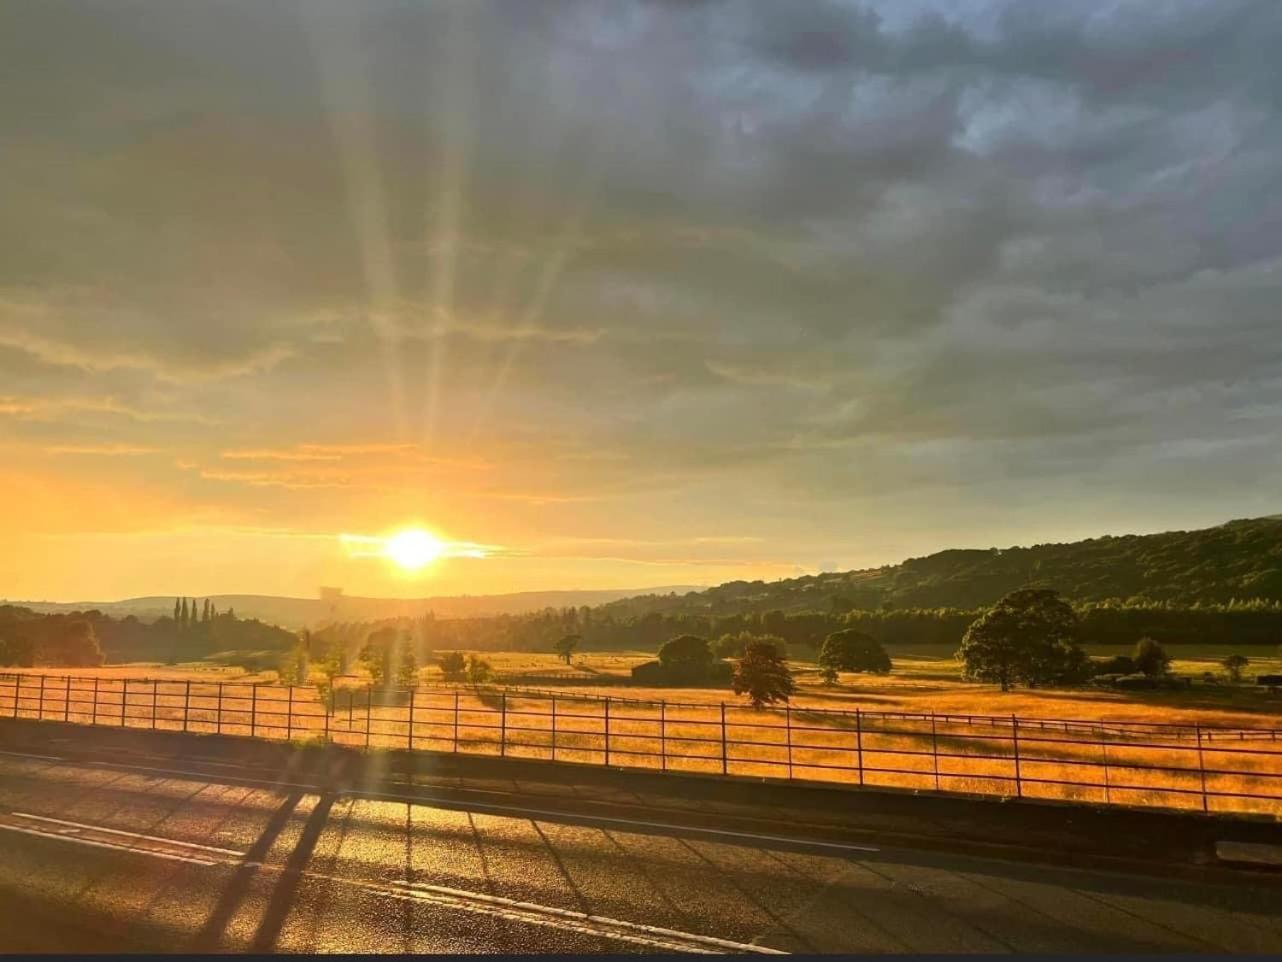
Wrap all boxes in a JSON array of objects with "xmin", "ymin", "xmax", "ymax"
[{"xmin": 2, "ymin": 0, "xmax": 1282, "ymax": 531}]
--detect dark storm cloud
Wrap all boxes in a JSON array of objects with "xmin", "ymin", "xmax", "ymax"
[{"xmin": 2, "ymin": 0, "xmax": 1281, "ymax": 519}]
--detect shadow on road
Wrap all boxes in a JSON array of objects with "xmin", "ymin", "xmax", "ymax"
[
  {"xmin": 250, "ymin": 793, "xmax": 336, "ymax": 952},
  {"xmin": 192, "ymin": 791, "xmax": 304, "ymax": 951}
]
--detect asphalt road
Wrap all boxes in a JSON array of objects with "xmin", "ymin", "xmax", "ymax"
[{"xmin": 0, "ymin": 749, "xmax": 1279, "ymax": 955}]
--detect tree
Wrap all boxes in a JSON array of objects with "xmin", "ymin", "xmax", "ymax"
[
  {"xmin": 360, "ymin": 626, "xmax": 398, "ymax": 687},
  {"xmin": 1222, "ymin": 653, "xmax": 1249, "ymax": 683},
  {"xmin": 173, "ymin": 598, "xmax": 180, "ymax": 624},
  {"xmin": 466, "ymin": 653, "xmax": 492, "ymax": 685},
  {"xmin": 956, "ymin": 589, "xmax": 1086, "ymax": 691},
  {"xmin": 1133, "ymin": 637, "xmax": 1171, "ymax": 677},
  {"xmin": 554, "ymin": 634, "xmax": 580, "ymax": 665},
  {"xmin": 657, "ymin": 634, "xmax": 713, "ymax": 682},
  {"xmin": 732, "ymin": 640, "xmax": 795, "ymax": 709},
  {"xmin": 40, "ymin": 620, "xmax": 105, "ymax": 667},
  {"xmin": 397, "ymin": 648, "xmax": 419, "ymax": 688},
  {"xmin": 0, "ymin": 634, "xmax": 35, "ymax": 667},
  {"xmin": 819, "ymin": 629, "xmax": 892, "ymax": 679},
  {"xmin": 202, "ymin": 599, "xmax": 211, "ymax": 622},
  {"xmin": 179, "ymin": 597, "xmax": 188, "ymax": 629},
  {"xmin": 439, "ymin": 651, "xmax": 466, "ymax": 681},
  {"xmin": 277, "ymin": 640, "xmax": 309, "ymax": 686}
]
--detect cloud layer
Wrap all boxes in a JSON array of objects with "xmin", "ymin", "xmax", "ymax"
[{"xmin": 3, "ymin": 0, "xmax": 1281, "ymax": 598}]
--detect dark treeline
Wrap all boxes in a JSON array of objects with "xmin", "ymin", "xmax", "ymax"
[
  {"xmin": 0, "ymin": 602, "xmax": 294, "ymax": 666},
  {"xmin": 311, "ymin": 598, "xmax": 1282, "ymax": 659},
  {"xmin": 7, "ymin": 596, "xmax": 1281, "ymax": 672}
]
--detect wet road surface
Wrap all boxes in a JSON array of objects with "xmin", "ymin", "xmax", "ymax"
[{"xmin": 0, "ymin": 750, "xmax": 1279, "ymax": 954}]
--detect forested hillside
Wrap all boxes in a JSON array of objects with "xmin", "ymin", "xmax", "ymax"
[{"xmin": 602, "ymin": 517, "xmax": 1282, "ymax": 619}]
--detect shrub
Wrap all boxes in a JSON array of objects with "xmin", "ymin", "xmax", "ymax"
[
  {"xmin": 1133, "ymin": 638, "xmax": 1171, "ymax": 677},
  {"xmin": 1092, "ymin": 655, "xmax": 1136, "ymax": 675},
  {"xmin": 439, "ymin": 651, "xmax": 466, "ymax": 682}
]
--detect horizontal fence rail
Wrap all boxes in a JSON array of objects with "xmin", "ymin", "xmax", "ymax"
[{"xmin": 1, "ymin": 672, "xmax": 1279, "ymax": 817}]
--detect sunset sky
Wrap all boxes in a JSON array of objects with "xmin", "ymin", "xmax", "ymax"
[{"xmin": 3, "ymin": 0, "xmax": 1281, "ymax": 602}]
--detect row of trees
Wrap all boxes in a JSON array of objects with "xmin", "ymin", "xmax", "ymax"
[
  {"xmin": 319, "ymin": 597, "xmax": 1282, "ymax": 664},
  {"xmin": 0, "ymin": 604, "xmax": 293, "ymax": 667},
  {"xmin": 0, "ymin": 607, "xmax": 105, "ymax": 667}
]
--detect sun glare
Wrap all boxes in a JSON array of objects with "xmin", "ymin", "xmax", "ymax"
[{"xmin": 383, "ymin": 528, "xmax": 444, "ymax": 571}]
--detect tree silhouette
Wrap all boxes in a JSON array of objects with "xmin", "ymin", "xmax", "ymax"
[
  {"xmin": 732, "ymin": 640, "xmax": 794, "ymax": 709},
  {"xmin": 957, "ymin": 589, "xmax": 1087, "ymax": 691},
  {"xmin": 818, "ymin": 629, "xmax": 891, "ymax": 680},
  {"xmin": 1134, "ymin": 637, "xmax": 1171, "ymax": 677},
  {"xmin": 1222, "ymin": 653, "xmax": 1249, "ymax": 683},
  {"xmin": 439, "ymin": 651, "xmax": 466, "ymax": 682},
  {"xmin": 553, "ymin": 634, "xmax": 580, "ymax": 665}
]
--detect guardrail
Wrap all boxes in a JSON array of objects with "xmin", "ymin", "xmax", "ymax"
[{"xmin": 1, "ymin": 672, "xmax": 1279, "ymax": 817}]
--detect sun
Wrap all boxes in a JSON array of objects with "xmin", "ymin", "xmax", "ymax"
[{"xmin": 383, "ymin": 528, "xmax": 444, "ymax": 571}]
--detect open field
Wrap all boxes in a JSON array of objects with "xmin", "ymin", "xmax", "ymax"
[
  {"xmin": 9, "ymin": 644, "xmax": 1282, "ymax": 731},
  {"xmin": 4, "ymin": 667, "xmax": 1280, "ymax": 818}
]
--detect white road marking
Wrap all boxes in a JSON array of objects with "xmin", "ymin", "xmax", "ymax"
[
  {"xmin": 11, "ymin": 812, "xmax": 245, "ymax": 857},
  {"xmin": 0, "ymin": 822, "xmax": 217, "ymax": 866},
  {"xmin": 0, "ymin": 748, "xmax": 62, "ymax": 761},
  {"xmin": 389, "ymin": 880, "xmax": 789, "ymax": 954}
]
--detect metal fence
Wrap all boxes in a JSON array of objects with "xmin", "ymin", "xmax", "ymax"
[{"xmin": 2, "ymin": 672, "xmax": 1280, "ymax": 817}]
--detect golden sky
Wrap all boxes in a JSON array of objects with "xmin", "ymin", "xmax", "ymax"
[{"xmin": 3, "ymin": 1, "xmax": 1281, "ymax": 601}]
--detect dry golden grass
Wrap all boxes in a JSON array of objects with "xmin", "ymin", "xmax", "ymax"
[{"xmin": 4, "ymin": 670, "xmax": 1279, "ymax": 818}]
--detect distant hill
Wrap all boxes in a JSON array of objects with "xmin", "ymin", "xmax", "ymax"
[
  {"xmin": 6, "ymin": 586, "xmax": 703, "ymax": 629},
  {"xmin": 600, "ymin": 516, "xmax": 1282, "ymax": 617}
]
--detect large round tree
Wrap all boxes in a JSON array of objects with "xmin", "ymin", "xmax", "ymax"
[
  {"xmin": 957, "ymin": 588, "xmax": 1088, "ymax": 691},
  {"xmin": 818, "ymin": 629, "xmax": 892, "ymax": 682}
]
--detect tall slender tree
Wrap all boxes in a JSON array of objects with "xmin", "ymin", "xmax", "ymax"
[
  {"xmin": 173, "ymin": 598, "xmax": 180, "ymax": 623},
  {"xmin": 179, "ymin": 597, "xmax": 188, "ymax": 629}
]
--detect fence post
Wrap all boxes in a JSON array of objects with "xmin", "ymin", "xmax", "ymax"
[
  {"xmin": 720, "ymin": 702, "xmax": 727, "ymax": 775},
  {"xmin": 453, "ymin": 691, "xmax": 459, "ymax": 753},
  {"xmin": 1195, "ymin": 724, "xmax": 1209, "ymax": 813},
  {"xmin": 855, "ymin": 708, "xmax": 864, "ymax": 786},
  {"xmin": 365, "ymin": 687, "xmax": 372, "ymax": 751},
  {"xmin": 38, "ymin": 674, "xmax": 46, "ymax": 721},
  {"xmin": 931, "ymin": 713, "xmax": 940, "ymax": 791},
  {"xmin": 121, "ymin": 679, "xmax": 128, "ymax": 727},
  {"xmin": 150, "ymin": 681, "xmax": 157, "ymax": 730},
  {"xmin": 323, "ymin": 686, "xmax": 329, "ymax": 744},
  {"xmin": 500, "ymin": 691, "xmax": 507, "ymax": 757},
  {"xmin": 63, "ymin": 677, "xmax": 70, "ymax": 723},
  {"xmin": 604, "ymin": 697, "xmax": 611, "ymax": 766},
  {"xmin": 92, "ymin": 677, "xmax": 99, "ymax": 726},
  {"xmin": 551, "ymin": 696, "xmax": 557, "ymax": 761},
  {"xmin": 786, "ymin": 705, "xmax": 793, "ymax": 780},
  {"xmin": 1011, "ymin": 714, "xmax": 1022, "ymax": 797},
  {"xmin": 660, "ymin": 701, "xmax": 667, "ymax": 772},
  {"xmin": 286, "ymin": 686, "xmax": 294, "ymax": 741},
  {"xmin": 216, "ymin": 683, "xmax": 223, "ymax": 735},
  {"xmin": 1098, "ymin": 726, "xmax": 1111, "ymax": 805},
  {"xmin": 251, "ymin": 684, "xmax": 258, "ymax": 737},
  {"xmin": 181, "ymin": 681, "xmax": 190, "ymax": 733},
  {"xmin": 408, "ymin": 688, "xmax": 415, "ymax": 752}
]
